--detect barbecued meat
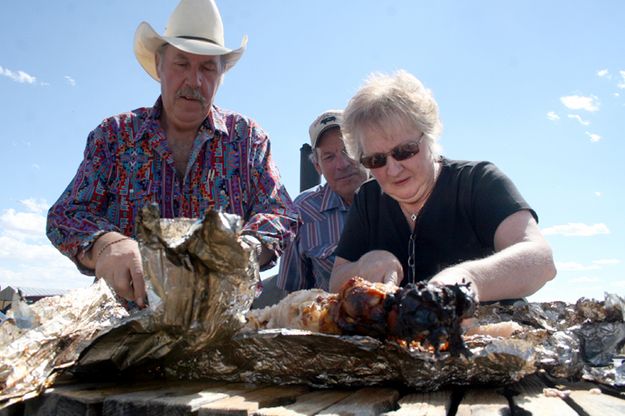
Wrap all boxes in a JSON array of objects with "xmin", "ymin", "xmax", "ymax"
[
  {"xmin": 332, "ymin": 277, "xmax": 397, "ymax": 338},
  {"xmin": 245, "ymin": 276, "xmax": 477, "ymax": 357},
  {"xmin": 384, "ymin": 281, "xmax": 477, "ymax": 356}
]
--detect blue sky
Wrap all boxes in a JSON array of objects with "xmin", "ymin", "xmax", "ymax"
[{"xmin": 1, "ymin": 1, "xmax": 623, "ymax": 303}]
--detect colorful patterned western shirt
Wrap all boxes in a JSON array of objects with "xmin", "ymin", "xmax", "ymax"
[
  {"xmin": 276, "ymin": 183, "xmax": 350, "ymax": 292},
  {"xmin": 47, "ymin": 97, "xmax": 297, "ymax": 274}
]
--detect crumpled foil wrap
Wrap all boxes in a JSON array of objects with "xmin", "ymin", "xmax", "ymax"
[
  {"xmin": 470, "ymin": 296, "xmax": 625, "ymax": 385},
  {"xmin": 74, "ymin": 204, "xmax": 259, "ymax": 370},
  {"xmin": 0, "ymin": 280, "xmax": 128, "ymax": 407},
  {"xmin": 163, "ymin": 330, "xmax": 535, "ymax": 390}
]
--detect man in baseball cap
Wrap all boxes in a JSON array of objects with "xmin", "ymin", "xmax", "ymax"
[
  {"xmin": 277, "ymin": 110, "xmax": 368, "ymax": 292},
  {"xmin": 47, "ymin": 0, "xmax": 297, "ymax": 307}
]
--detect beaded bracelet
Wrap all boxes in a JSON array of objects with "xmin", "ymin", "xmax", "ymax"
[{"xmin": 96, "ymin": 236, "xmax": 132, "ymax": 260}]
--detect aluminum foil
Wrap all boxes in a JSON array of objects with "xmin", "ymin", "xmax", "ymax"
[
  {"xmin": 76, "ymin": 204, "xmax": 259, "ymax": 369},
  {"xmin": 467, "ymin": 296, "xmax": 625, "ymax": 385},
  {"xmin": 0, "ymin": 280, "xmax": 128, "ymax": 407},
  {"xmin": 163, "ymin": 330, "xmax": 536, "ymax": 390}
]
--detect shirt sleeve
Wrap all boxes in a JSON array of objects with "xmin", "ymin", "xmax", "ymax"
[
  {"xmin": 240, "ymin": 123, "xmax": 298, "ymax": 270},
  {"xmin": 469, "ymin": 161, "xmax": 537, "ymax": 246},
  {"xmin": 46, "ymin": 123, "xmax": 121, "ymax": 275},
  {"xmin": 276, "ymin": 230, "xmax": 313, "ymax": 292}
]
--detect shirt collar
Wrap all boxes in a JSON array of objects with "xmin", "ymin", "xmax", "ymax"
[
  {"xmin": 320, "ymin": 183, "xmax": 350, "ymax": 212},
  {"xmin": 146, "ymin": 97, "xmax": 229, "ymax": 138}
]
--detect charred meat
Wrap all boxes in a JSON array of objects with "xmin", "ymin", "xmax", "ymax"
[
  {"xmin": 331, "ymin": 277, "xmax": 397, "ymax": 338},
  {"xmin": 247, "ymin": 276, "xmax": 477, "ymax": 356},
  {"xmin": 385, "ymin": 281, "xmax": 477, "ymax": 356}
]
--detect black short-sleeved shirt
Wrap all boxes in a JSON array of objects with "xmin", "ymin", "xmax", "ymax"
[{"xmin": 335, "ymin": 158, "xmax": 537, "ymax": 286}]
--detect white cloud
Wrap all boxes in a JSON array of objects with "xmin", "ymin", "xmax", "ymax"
[
  {"xmin": 555, "ymin": 259, "xmax": 620, "ymax": 273},
  {"xmin": 546, "ymin": 111, "xmax": 560, "ymax": 121},
  {"xmin": 0, "ymin": 65, "xmax": 37, "ymax": 84},
  {"xmin": 0, "ymin": 208, "xmax": 46, "ymax": 240},
  {"xmin": 618, "ymin": 70, "xmax": 625, "ymax": 89},
  {"xmin": 0, "ymin": 203, "xmax": 89, "ymax": 291},
  {"xmin": 542, "ymin": 222, "xmax": 610, "ymax": 236},
  {"xmin": 0, "ymin": 257, "xmax": 88, "ymax": 291},
  {"xmin": 20, "ymin": 198, "xmax": 49, "ymax": 214},
  {"xmin": 560, "ymin": 95, "xmax": 599, "ymax": 112},
  {"xmin": 556, "ymin": 262, "xmax": 600, "ymax": 271},
  {"xmin": 597, "ymin": 69, "xmax": 609, "ymax": 78},
  {"xmin": 595, "ymin": 191, "xmax": 602, "ymax": 197},
  {"xmin": 570, "ymin": 275, "xmax": 600, "ymax": 283},
  {"xmin": 0, "ymin": 235, "xmax": 61, "ymax": 262},
  {"xmin": 64, "ymin": 75, "xmax": 76, "ymax": 87},
  {"xmin": 567, "ymin": 114, "xmax": 590, "ymax": 126},
  {"xmin": 585, "ymin": 131, "xmax": 602, "ymax": 142},
  {"xmin": 592, "ymin": 258, "xmax": 621, "ymax": 266}
]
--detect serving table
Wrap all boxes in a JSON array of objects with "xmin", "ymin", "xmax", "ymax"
[{"xmin": 2, "ymin": 374, "xmax": 624, "ymax": 416}]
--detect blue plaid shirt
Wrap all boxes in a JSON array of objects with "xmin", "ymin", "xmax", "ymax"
[{"xmin": 277, "ymin": 183, "xmax": 350, "ymax": 291}]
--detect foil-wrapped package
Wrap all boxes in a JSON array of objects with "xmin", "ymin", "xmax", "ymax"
[
  {"xmin": 163, "ymin": 329, "xmax": 536, "ymax": 390},
  {"xmin": 76, "ymin": 204, "xmax": 260, "ymax": 369}
]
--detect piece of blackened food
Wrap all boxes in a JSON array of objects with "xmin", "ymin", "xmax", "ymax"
[{"xmin": 385, "ymin": 281, "xmax": 477, "ymax": 357}]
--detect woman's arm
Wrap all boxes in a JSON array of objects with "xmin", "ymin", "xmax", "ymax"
[{"xmin": 429, "ymin": 210, "xmax": 556, "ymax": 302}]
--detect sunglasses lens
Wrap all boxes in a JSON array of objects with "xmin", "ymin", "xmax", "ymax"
[
  {"xmin": 393, "ymin": 142, "xmax": 420, "ymax": 161},
  {"xmin": 360, "ymin": 138, "xmax": 422, "ymax": 168},
  {"xmin": 360, "ymin": 154, "xmax": 386, "ymax": 169}
]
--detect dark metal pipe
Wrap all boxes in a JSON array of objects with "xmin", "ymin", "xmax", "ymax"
[{"xmin": 299, "ymin": 143, "xmax": 320, "ymax": 192}]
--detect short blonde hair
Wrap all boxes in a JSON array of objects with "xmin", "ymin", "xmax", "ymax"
[{"xmin": 343, "ymin": 70, "xmax": 443, "ymax": 161}]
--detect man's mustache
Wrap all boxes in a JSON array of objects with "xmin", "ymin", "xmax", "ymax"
[{"xmin": 176, "ymin": 87, "xmax": 207, "ymax": 106}]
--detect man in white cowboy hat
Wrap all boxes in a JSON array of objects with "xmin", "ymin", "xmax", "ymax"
[
  {"xmin": 276, "ymin": 110, "xmax": 368, "ymax": 292},
  {"xmin": 47, "ymin": 0, "xmax": 297, "ymax": 307}
]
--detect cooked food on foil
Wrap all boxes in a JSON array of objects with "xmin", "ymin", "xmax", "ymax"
[{"xmin": 245, "ymin": 276, "xmax": 476, "ymax": 356}]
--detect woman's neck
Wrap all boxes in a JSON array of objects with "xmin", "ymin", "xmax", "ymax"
[{"xmin": 400, "ymin": 160, "xmax": 441, "ymax": 227}]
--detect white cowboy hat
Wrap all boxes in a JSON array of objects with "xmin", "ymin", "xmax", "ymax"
[{"xmin": 134, "ymin": 0, "xmax": 247, "ymax": 82}]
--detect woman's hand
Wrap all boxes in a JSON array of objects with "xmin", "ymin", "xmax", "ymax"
[
  {"xmin": 356, "ymin": 250, "xmax": 404, "ymax": 285},
  {"xmin": 429, "ymin": 266, "xmax": 480, "ymax": 303},
  {"xmin": 330, "ymin": 250, "xmax": 403, "ymax": 292}
]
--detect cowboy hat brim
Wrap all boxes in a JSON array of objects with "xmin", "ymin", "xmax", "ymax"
[{"xmin": 134, "ymin": 21, "xmax": 247, "ymax": 82}]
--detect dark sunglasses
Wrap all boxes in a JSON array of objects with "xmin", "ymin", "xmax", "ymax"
[{"xmin": 359, "ymin": 134, "xmax": 424, "ymax": 169}]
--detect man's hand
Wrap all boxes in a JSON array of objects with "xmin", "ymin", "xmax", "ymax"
[{"xmin": 91, "ymin": 233, "xmax": 146, "ymax": 308}]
